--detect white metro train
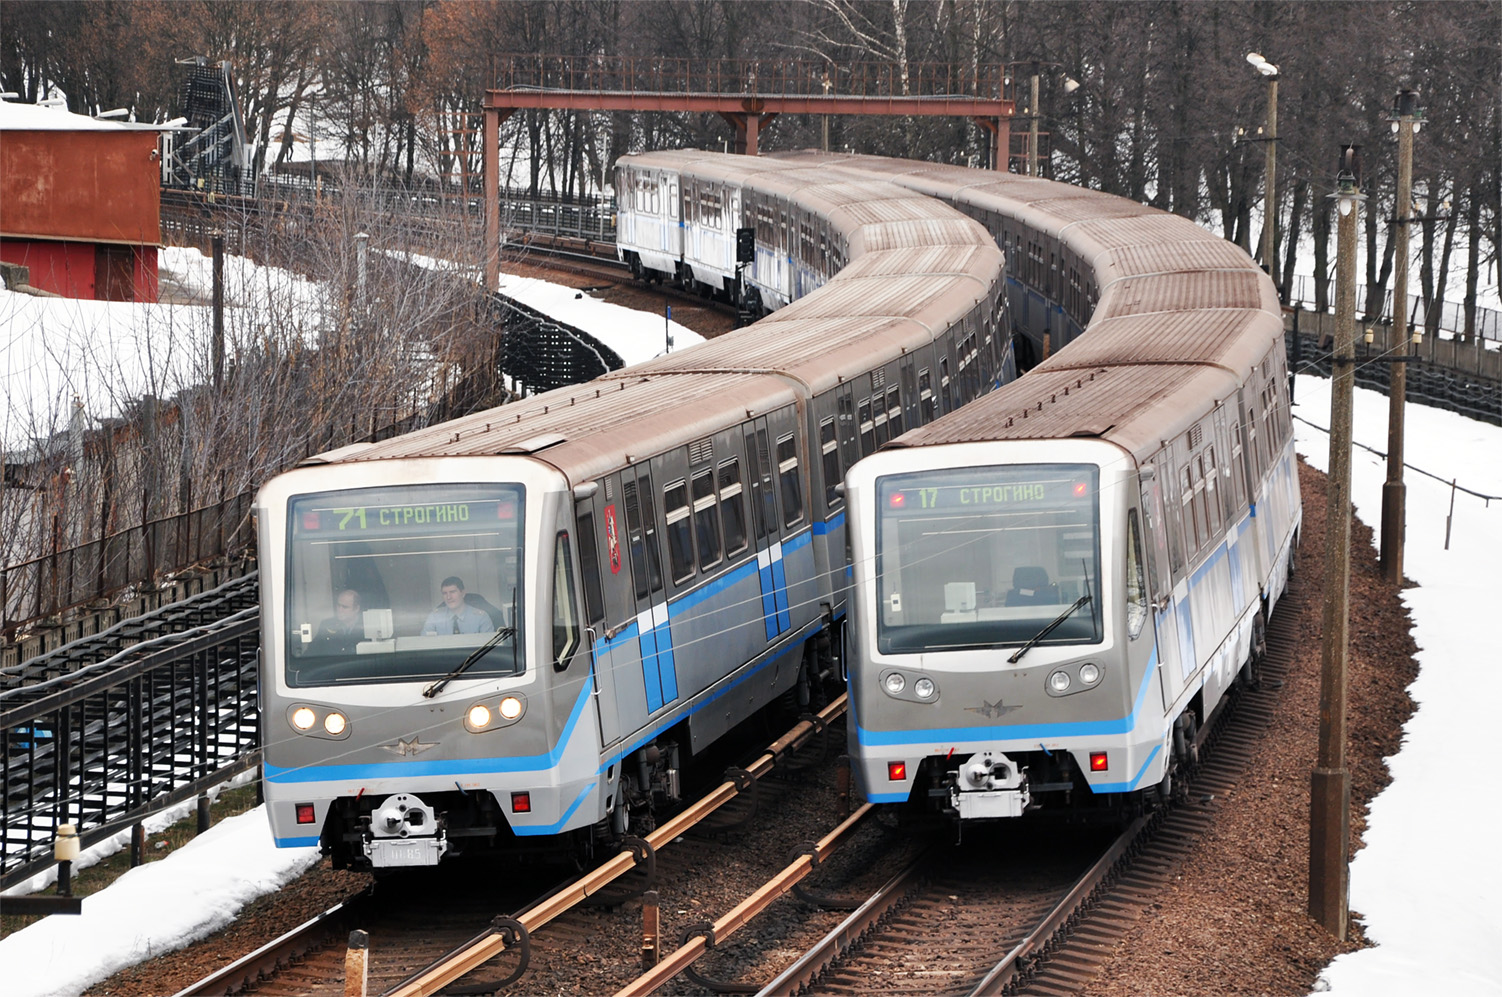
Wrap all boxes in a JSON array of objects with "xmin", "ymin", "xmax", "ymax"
[
  {"xmin": 822, "ymin": 155, "xmax": 1302, "ymax": 821},
  {"xmin": 255, "ymin": 151, "xmax": 1014, "ymax": 870}
]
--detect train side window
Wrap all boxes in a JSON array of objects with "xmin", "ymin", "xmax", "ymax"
[
  {"xmin": 886, "ymin": 385, "xmax": 903, "ymax": 438},
  {"xmin": 1203, "ymin": 447, "xmax": 1224, "ymax": 534},
  {"xmin": 634, "ymin": 472, "xmax": 664, "ymax": 595},
  {"xmin": 939, "ymin": 356, "xmax": 951, "ymax": 414},
  {"xmin": 1164, "ymin": 465, "xmax": 1186, "ymax": 574},
  {"xmin": 820, "ymin": 417, "xmax": 841, "ymax": 508},
  {"xmin": 664, "ymin": 479, "xmax": 694, "ymax": 585},
  {"xmin": 748, "ymin": 429, "xmax": 778, "ymax": 539},
  {"xmin": 669, "ymin": 181, "xmax": 678, "ymax": 220},
  {"xmin": 552, "ymin": 531, "xmax": 580, "ymax": 671},
  {"xmin": 776, "ymin": 434, "xmax": 804, "ymax": 527},
  {"xmin": 718, "ymin": 459, "xmax": 748, "ymax": 556},
  {"xmin": 623, "ymin": 479, "xmax": 649, "ymax": 600},
  {"xmin": 1126, "ymin": 510, "xmax": 1148, "ymax": 640},
  {"xmin": 919, "ymin": 368, "xmax": 935, "ymax": 423},
  {"xmin": 858, "ymin": 398, "xmax": 875, "ymax": 455},
  {"xmin": 1182, "ymin": 464, "xmax": 1204, "ymax": 553},
  {"xmin": 692, "ymin": 469, "xmax": 722, "ymax": 570},
  {"xmin": 574, "ymin": 511, "xmax": 605, "ymax": 626}
]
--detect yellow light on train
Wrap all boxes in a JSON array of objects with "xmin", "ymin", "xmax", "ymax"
[
  {"xmin": 468, "ymin": 704, "xmax": 493, "ymax": 729},
  {"xmin": 499, "ymin": 696, "xmax": 524, "ymax": 720},
  {"xmin": 323, "ymin": 712, "xmax": 347, "ymax": 735},
  {"xmin": 291, "ymin": 707, "xmax": 316, "ymax": 731}
]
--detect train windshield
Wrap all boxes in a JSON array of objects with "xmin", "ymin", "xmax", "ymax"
[
  {"xmin": 283, "ymin": 483, "xmax": 525, "ymax": 687},
  {"xmin": 874, "ymin": 464, "xmax": 1102, "ymax": 654}
]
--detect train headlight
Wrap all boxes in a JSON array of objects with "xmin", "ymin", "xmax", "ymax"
[
  {"xmin": 468, "ymin": 704, "xmax": 492, "ymax": 729},
  {"xmin": 884, "ymin": 673, "xmax": 906, "ymax": 695},
  {"xmin": 1079, "ymin": 663, "xmax": 1101, "ymax": 685},
  {"xmin": 499, "ymin": 696, "xmax": 524, "ymax": 720},
  {"xmin": 291, "ymin": 707, "xmax": 316, "ymax": 731},
  {"xmin": 1048, "ymin": 670, "xmax": 1072, "ymax": 693},
  {"xmin": 322, "ymin": 712, "xmax": 347, "ymax": 735},
  {"xmin": 914, "ymin": 677, "xmax": 936, "ymax": 700}
]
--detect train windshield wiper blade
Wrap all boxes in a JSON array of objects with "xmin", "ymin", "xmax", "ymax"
[
  {"xmin": 422, "ymin": 627, "xmax": 515, "ymax": 699},
  {"xmin": 1007, "ymin": 596, "xmax": 1091, "ymax": 664}
]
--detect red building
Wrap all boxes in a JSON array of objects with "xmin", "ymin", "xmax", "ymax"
[{"xmin": 1, "ymin": 102, "xmax": 164, "ymax": 302}]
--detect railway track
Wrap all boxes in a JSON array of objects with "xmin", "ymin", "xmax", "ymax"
[
  {"xmin": 175, "ymin": 699, "xmax": 850, "ymax": 997},
  {"xmin": 754, "ymin": 592, "xmax": 1303, "ymax": 997}
]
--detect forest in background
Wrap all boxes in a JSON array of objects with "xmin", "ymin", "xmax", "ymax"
[{"xmin": 4, "ymin": 0, "xmax": 1498, "ymax": 328}]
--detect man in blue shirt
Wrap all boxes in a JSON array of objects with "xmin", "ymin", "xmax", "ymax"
[{"xmin": 422, "ymin": 577, "xmax": 495, "ymax": 635}]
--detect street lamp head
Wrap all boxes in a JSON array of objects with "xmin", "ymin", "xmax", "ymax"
[
  {"xmin": 1246, "ymin": 52, "xmax": 1279, "ymax": 76},
  {"xmin": 1063, "ymin": 77, "xmax": 1081, "ymax": 94}
]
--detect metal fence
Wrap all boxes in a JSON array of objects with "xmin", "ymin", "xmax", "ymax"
[
  {"xmin": 2, "ymin": 493, "xmax": 255, "ymax": 643},
  {"xmin": 1286, "ymin": 274, "xmax": 1500, "ymax": 344},
  {"xmin": 1, "ymin": 615, "xmax": 260, "ymax": 886}
]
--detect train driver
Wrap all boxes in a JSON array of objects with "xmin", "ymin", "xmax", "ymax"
[
  {"xmin": 422, "ymin": 576, "xmax": 495, "ymax": 635},
  {"xmin": 313, "ymin": 588, "xmax": 363, "ymax": 652}
]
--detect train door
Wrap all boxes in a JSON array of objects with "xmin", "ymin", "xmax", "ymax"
[
  {"xmin": 573, "ymin": 494, "xmax": 620, "ymax": 747},
  {"xmin": 744, "ymin": 418, "xmax": 790, "ymax": 641},
  {"xmin": 623, "ymin": 465, "xmax": 678, "ymax": 715},
  {"xmin": 1140, "ymin": 460, "xmax": 1185, "ymax": 712}
]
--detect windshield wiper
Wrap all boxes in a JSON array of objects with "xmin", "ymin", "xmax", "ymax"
[
  {"xmin": 422, "ymin": 627, "xmax": 516, "ymax": 699},
  {"xmin": 1008, "ymin": 596, "xmax": 1091, "ymax": 664}
]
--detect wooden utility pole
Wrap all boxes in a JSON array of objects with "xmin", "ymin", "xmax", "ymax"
[
  {"xmin": 1381, "ymin": 90, "xmax": 1421, "ymax": 584},
  {"xmin": 1310, "ymin": 149, "xmax": 1361, "ymax": 940}
]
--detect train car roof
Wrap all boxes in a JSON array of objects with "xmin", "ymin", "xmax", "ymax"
[
  {"xmin": 302, "ymin": 371, "xmax": 800, "ymax": 486},
  {"xmin": 886, "ymin": 362, "xmax": 1239, "ymax": 458}
]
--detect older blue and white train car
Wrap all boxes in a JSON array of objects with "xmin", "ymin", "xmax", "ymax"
[
  {"xmin": 825, "ymin": 155, "xmax": 1301, "ymax": 821},
  {"xmin": 256, "ymin": 152, "xmax": 1014, "ymax": 870}
]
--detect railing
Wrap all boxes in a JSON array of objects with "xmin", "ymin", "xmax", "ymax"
[
  {"xmin": 2, "ymin": 493, "xmax": 255, "ymax": 643},
  {"xmin": 1285, "ymin": 274, "xmax": 1500, "ymax": 345},
  {"xmin": 489, "ymin": 54, "xmax": 1010, "ymax": 101},
  {"xmin": 1, "ymin": 615, "xmax": 260, "ymax": 887}
]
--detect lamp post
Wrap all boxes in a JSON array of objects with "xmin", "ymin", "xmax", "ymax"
[
  {"xmin": 1310, "ymin": 147, "xmax": 1363, "ymax": 941},
  {"xmin": 1247, "ymin": 53, "xmax": 1279, "ymax": 288},
  {"xmin": 1380, "ymin": 89, "xmax": 1423, "ymax": 584}
]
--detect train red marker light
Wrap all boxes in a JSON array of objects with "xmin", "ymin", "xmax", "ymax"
[
  {"xmin": 1090, "ymin": 752, "xmax": 1109, "ymax": 772},
  {"xmin": 887, "ymin": 761, "xmax": 907, "ymax": 781},
  {"xmin": 1074, "ymin": 482, "xmax": 1089, "ymax": 497},
  {"xmin": 511, "ymin": 791, "xmax": 531, "ymax": 813},
  {"xmin": 889, "ymin": 492, "xmax": 905, "ymax": 508},
  {"xmin": 295, "ymin": 803, "xmax": 316, "ymax": 824},
  {"xmin": 301, "ymin": 511, "xmax": 321, "ymax": 530}
]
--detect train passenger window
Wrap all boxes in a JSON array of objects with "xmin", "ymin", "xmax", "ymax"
[
  {"xmin": 1182, "ymin": 465, "xmax": 1204, "ymax": 553},
  {"xmin": 886, "ymin": 386, "xmax": 903, "ymax": 438},
  {"xmin": 575, "ymin": 511, "xmax": 605, "ymax": 626},
  {"xmin": 820, "ymin": 418, "xmax": 841, "ymax": 508},
  {"xmin": 1202, "ymin": 449, "xmax": 1223, "ymax": 535},
  {"xmin": 664, "ymin": 480, "xmax": 694, "ymax": 585},
  {"xmin": 873, "ymin": 399, "xmax": 889, "ymax": 448},
  {"xmin": 939, "ymin": 357, "xmax": 951, "ymax": 414},
  {"xmin": 623, "ymin": 479, "xmax": 650, "ymax": 600},
  {"xmin": 692, "ymin": 469, "xmax": 722, "ymax": 570},
  {"xmin": 776, "ymin": 435, "xmax": 803, "ymax": 528},
  {"xmin": 754, "ymin": 429, "xmax": 779, "ymax": 537},
  {"xmin": 552, "ymin": 531, "xmax": 580, "ymax": 671},
  {"xmin": 639, "ymin": 473, "xmax": 664, "ymax": 594},
  {"xmin": 919, "ymin": 369, "xmax": 935, "ymax": 423},
  {"xmin": 858, "ymin": 398, "xmax": 875, "ymax": 455},
  {"xmin": 1126, "ymin": 511, "xmax": 1148, "ymax": 640},
  {"xmin": 718, "ymin": 460, "xmax": 748, "ymax": 556}
]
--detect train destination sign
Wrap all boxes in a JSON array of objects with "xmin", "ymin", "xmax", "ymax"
[
  {"xmin": 882, "ymin": 466, "xmax": 1095, "ymax": 513},
  {"xmin": 295, "ymin": 487, "xmax": 521, "ymax": 538}
]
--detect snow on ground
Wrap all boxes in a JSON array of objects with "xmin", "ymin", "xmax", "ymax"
[{"xmin": 1, "ymin": 372, "xmax": 1498, "ymax": 996}]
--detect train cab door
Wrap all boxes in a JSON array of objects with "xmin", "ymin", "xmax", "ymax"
[
  {"xmin": 572, "ymin": 496, "xmax": 620, "ymax": 747},
  {"xmin": 1140, "ymin": 461, "xmax": 1185, "ymax": 713},
  {"xmin": 744, "ymin": 418, "xmax": 790, "ymax": 642}
]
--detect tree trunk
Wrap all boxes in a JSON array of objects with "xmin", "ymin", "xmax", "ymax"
[
  {"xmin": 1313, "ymin": 193, "xmax": 1332, "ymax": 313},
  {"xmin": 1280, "ymin": 179, "xmax": 1306, "ymax": 305},
  {"xmin": 1463, "ymin": 181, "xmax": 1481, "ymax": 343}
]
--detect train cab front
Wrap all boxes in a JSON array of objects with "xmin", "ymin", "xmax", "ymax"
[
  {"xmin": 846, "ymin": 440, "xmax": 1162, "ymax": 822},
  {"xmin": 255, "ymin": 459, "xmax": 602, "ymax": 870}
]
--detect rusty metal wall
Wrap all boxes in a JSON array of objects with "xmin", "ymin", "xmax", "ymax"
[{"xmin": 0, "ymin": 129, "xmax": 161, "ymax": 245}]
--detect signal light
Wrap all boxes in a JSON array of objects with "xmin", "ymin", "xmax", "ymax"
[
  {"xmin": 887, "ymin": 761, "xmax": 907, "ymax": 781},
  {"xmin": 1073, "ymin": 482, "xmax": 1089, "ymax": 497},
  {"xmin": 1090, "ymin": 752, "xmax": 1109, "ymax": 772},
  {"xmin": 295, "ymin": 803, "xmax": 316, "ymax": 825},
  {"xmin": 511, "ymin": 791, "xmax": 531, "ymax": 813},
  {"xmin": 889, "ymin": 492, "xmax": 905, "ymax": 508}
]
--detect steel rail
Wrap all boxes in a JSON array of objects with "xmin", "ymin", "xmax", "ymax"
[
  {"xmin": 382, "ymin": 695, "xmax": 847, "ymax": 997},
  {"xmin": 616, "ymin": 802, "xmax": 874, "ymax": 997},
  {"xmin": 170, "ymin": 886, "xmax": 377, "ymax": 997},
  {"xmin": 751, "ymin": 854, "xmax": 929, "ymax": 997}
]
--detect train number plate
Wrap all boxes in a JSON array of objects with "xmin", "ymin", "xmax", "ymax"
[{"xmin": 365, "ymin": 835, "xmax": 447, "ymax": 867}]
